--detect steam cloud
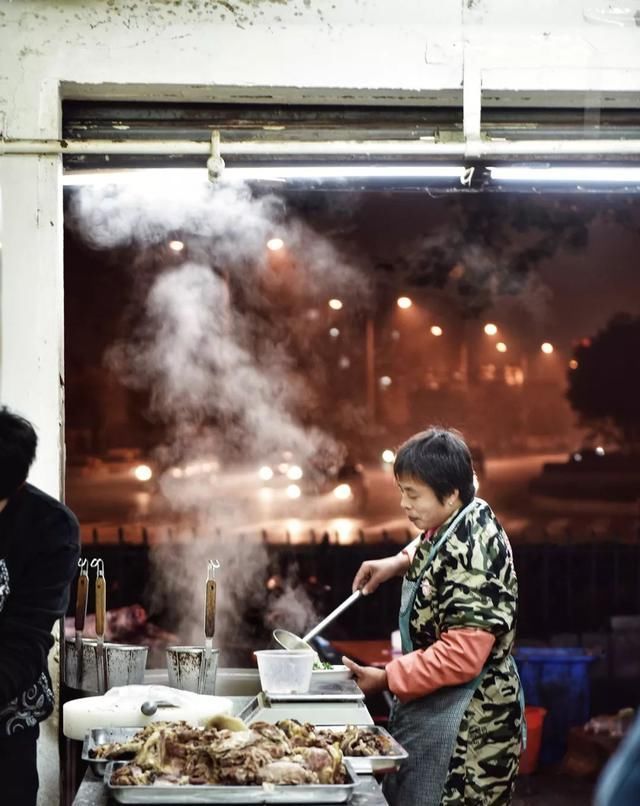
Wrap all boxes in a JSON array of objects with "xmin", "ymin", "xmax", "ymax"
[{"xmin": 70, "ymin": 178, "xmax": 370, "ymax": 655}]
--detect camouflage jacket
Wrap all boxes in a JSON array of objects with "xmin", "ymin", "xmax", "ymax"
[
  {"xmin": 407, "ymin": 498, "xmax": 517, "ymax": 661},
  {"xmin": 406, "ymin": 498, "xmax": 522, "ymax": 804}
]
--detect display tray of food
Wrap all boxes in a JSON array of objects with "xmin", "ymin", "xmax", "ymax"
[
  {"xmin": 84, "ymin": 719, "xmax": 408, "ymax": 781},
  {"xmin": 104, "ymin": 759, "xmax": 358, "ymax": 804},
  {"xmin": 315, "ymin": 725, "xmax": 408, "ymax": 774},
  {"xmin": 86, "ymin": 721, "xmax": 359, "ymax": 803}
]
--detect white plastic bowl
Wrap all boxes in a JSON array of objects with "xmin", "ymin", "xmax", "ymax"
[{"xmin": 254, "ymin": 649, "xmax": 315, "ymax": 694}]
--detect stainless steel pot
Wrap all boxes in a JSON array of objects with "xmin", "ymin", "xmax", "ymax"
[
  {"xmin": 64, "ymin": 639, "xmax": 148, "ymax": 693},
  {"xmin": 166, "ymin": 645, "xmax": 220, "ymax": 694}
]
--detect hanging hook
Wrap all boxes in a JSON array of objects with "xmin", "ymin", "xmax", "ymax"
[
  {"xmin": 90, "ymin": 558, "xmax": 105, "ymax": 578},
  {"xmin": 78, "ymin": 558, "xmax": 89, "ymax": 576},
  {"xmin": 460, "ymin": 166, "xmax": 475, "ymax": 187},
  {"xmin": 207, "ymin": 559, "xmax": 221, "ymax": 580},
  {"xmin": 207, "ymin": 130, "xmax": 225, "ymax": 183}
]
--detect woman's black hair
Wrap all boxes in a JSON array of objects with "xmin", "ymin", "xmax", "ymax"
[
  {"xmin": 394, "ymin": 427, "xmax": 475, "ymax": 505},
  {"xmin": 0, "ymin": 406, "xmax": 38, "ymax": 499}
]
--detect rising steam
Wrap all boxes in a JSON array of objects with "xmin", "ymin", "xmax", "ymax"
[{"xmin": 70, "ymin": 178, "xmax": 369, "ymax": 654}]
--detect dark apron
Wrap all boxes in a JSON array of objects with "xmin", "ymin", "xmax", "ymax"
[{"xmin": 383, "ymin": 499, "xmax": 525, "ymax": 806}]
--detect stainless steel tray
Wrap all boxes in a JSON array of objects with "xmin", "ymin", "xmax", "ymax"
[
  {"xmin": 265, "ymin": 679, "xmax": 364, "ymax": 703},
  {"xmin": 82, "ymin": 727, "xmax": 141, "ymax": 777},
  {"xmin": 104, "ymin": 759, "xmax": 359, "ymax": 803},
  {"xmin": 83, "ymin": 722, "xmax": 407, "ymax": 778},
  {"xmin": 319, "ymin": 725, "xmax": 408, "ymax": 774}
]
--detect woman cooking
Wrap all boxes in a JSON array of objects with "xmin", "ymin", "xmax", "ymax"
[{"xmin": 343, "ymin": 427, "xmax": 523, "ymax": 806}]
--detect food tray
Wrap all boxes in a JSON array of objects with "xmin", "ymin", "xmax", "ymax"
[
  {"xmin": 85, "ymin": 723, "xmax": 408, "ymax": 779},
  {"xmin": 265, "ymin": 678, "xmax": 364, "ymax": 702},
  {"xmin": 310, "ymin": 665, "xmax": 352, "ymax": 684},
  {"xmin": 82, "ymin": 727, "xmax": 141, "ymax": 777},
  {"xmin": 321, "ymin": 725, "xmax": 408, "ymax": 774},
  {"xmin": 104, "ymin": 759, "xmax": 359, "ymax": 804}
]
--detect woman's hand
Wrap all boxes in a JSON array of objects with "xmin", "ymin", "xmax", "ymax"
[
  {"xmin": 342, "ymin": 656, "xmax": 388, "ymax": 696},
  {"xmin": 352, "ymin": 554, "xmax": 409, "ymax": 595}
]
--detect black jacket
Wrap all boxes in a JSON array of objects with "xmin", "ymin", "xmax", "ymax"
[{"xmin": 0, "ymin": 483, "xmax": 80, "ymax": 734}]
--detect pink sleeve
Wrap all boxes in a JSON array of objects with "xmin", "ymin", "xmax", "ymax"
[
  {"xmin": 399, "ymin": 533, "xmax": 427, "ymax": 564},
  {"xmin": 385, "ymin": 628, "xmax": 496, "ymax": 703}
]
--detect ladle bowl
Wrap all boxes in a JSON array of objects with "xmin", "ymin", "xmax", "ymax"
[
  {"xmin": 272, "ymin": 629, "xmax": 316, "ymax": 653},
  {"xmin": 271, "ymin": 589, "xmax": 363, "ymax": 656}
]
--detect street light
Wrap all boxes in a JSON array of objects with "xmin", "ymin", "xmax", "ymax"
[
  {"xmin": 267, "ymin": 237, "xmax": 284, "ymax": 251},
  {"xmin": 496, "ymin": 342, "xmax": 508, "ymax": 353},
  {"xmin": 541, "ymin": 342, "xmax": 554, "ymax": 354},
  {"xmin": 328, "ymin": 298, "xmax": 343, "ymax": 310},
  {"xmin": 430, "ymin": 325, "xmax": 443, "ymax": 337},
  {"xmin": 484, "ymin": 323, "xmax": 498, "ymax": 336},
  {"xmin": 397, "ymin": 296, "xmax": 413, "ymax": 309}
]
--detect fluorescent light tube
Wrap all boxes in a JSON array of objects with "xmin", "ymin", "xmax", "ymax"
[
  {"xmin": 490, "ymin": 166, "xmax": 640, "ymax": 183},
  {"xmin": 63, "ymin": 165, "xmax": 466, "ymax": 187}
]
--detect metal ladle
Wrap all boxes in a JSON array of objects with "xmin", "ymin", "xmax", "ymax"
[
  {"xmin": 273, "ymin": 589, "xmax": 362, "ymax": 652},
  {"xmin": 140, "ymin": 700, "xmax": 178, "ymax": 716}
]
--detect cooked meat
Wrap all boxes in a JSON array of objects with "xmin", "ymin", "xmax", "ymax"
[
  {"xmin": 111, "ymin": 763, "xmax": 156, "ymax": 786},
  {"xmin": 316, "ymin": 724, "xmax": 395, "ymax": 756},
  {"xmin": 248, "ymin": 721, "xmax": 292, "ymax": 758},
  {"xmin": 216, "ymin": 741, "xmax": 275, "ymax": 777},
  {"xmin": 298, "ymin": 745, "xmax": 346, "ymax": 783},
  {"xmin": 104, "ymin": 720, "xmax": 347, "ymax": 788},
  {"xmin": 275, "ymin": 718, "xmax": 320, "ymax": 747},
  {"xmin": 90, "ymin": 740, "xmax": 139, "ymax": 761},
  {"xmin": 91, "ymin": 721, "xmax": 197, "ymax": 761}
]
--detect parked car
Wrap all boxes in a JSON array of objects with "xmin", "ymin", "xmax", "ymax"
[
  {"xmin": 67, "ymin": 448, "xmax": 156, "ymax": 485},
  {"xmin": 257, "ymin": 451, "xmax": 368, "ymax": 514}
]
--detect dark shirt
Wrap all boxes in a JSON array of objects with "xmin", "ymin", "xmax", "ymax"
[{"xmin": 0, "ymin": 483, "xmax": 80, "ymax": 734}]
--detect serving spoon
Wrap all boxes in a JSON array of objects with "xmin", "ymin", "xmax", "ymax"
[{"xmin": 273, "ymin": 589, "xmax": 363, "ymax": 652}]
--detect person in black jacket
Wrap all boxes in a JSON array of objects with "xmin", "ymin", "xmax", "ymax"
[{"xmin": 0, "ymin": 406, "xmax": 80, "ymax": 806}]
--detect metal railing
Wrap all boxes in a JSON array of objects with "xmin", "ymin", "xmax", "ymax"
[{"xmin": 72, "ymin": 536, "xmax": 640, "ymax": 640}]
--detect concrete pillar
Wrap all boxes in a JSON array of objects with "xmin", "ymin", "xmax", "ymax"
[
  {"xmin": 0, "ymin": 153, "xmax": 64, "ymax": 497},
  {"xmin": 0, "ymin": 153, "xmax": 64, "ymax": 805}
]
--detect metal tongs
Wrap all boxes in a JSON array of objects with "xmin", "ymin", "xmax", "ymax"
[
  {"xmin": 197, "ymin": 559, "xmax": 220, "ymax": 694},
  {"xmin": 74, "ymin": 559, "xmax": 89, "ymax": 688},
  {"xmin": 91, "ymin": 558, "xmax": 108, "ymax": 694}
]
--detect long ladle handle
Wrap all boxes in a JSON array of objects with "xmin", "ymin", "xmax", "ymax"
[{"xmin": 302, "ymin": 589, "xmax": 363, "ymax": 642}]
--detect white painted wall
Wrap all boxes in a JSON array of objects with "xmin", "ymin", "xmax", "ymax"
[
  {"xmin": 1, "ymin": 1, "xmax": 640, "ymax": 803},
  {"xmin": 0, "ymin": 156, "xmax": 64, "ymax": 494}
]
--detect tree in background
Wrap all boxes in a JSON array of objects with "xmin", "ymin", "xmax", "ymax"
[{"xmin": 567, "ymin": 313, "xmax": 640, "ymax": 448}]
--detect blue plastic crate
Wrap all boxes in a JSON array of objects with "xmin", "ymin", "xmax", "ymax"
[{"xmin": 514, "ymin": 647, "xmax": 596, "ymax": 765}]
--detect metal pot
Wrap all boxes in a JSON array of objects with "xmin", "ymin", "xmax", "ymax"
[
  {"xmin": 166, "ymin": 645, "xmax": 220, "ymax": 694},
  {"xmin": 64, "ymin": 639, "xmax": 148, "ymax": 693}
]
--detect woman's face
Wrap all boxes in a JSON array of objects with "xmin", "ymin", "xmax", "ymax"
[{"xmin": 396, "ymin": 475, "xmax": 460, "ymax": 531}]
